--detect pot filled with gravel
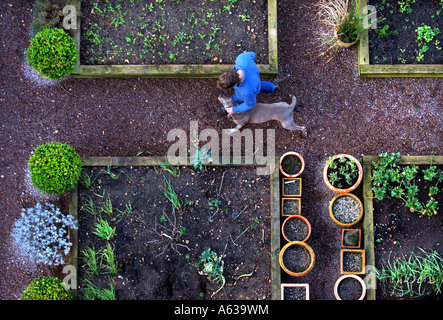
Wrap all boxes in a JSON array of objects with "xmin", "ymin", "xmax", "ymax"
[{"xmin": 329, "ymin": 193, "xmax": 363, "ymax": 227}]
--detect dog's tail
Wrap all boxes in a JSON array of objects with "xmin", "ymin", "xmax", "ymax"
[{"xmin": 289, "ymin": 95, "xmax": 297, "ymax": 109}]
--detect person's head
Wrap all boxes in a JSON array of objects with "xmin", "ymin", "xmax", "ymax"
[{"xmin": 217, "ymin": 70, "xmax": 240, "ymax": 89}]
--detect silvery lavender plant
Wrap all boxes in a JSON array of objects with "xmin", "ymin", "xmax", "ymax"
[{"xmin": 11, "ymin": 202, "xmax": 78, "ymax": 265}]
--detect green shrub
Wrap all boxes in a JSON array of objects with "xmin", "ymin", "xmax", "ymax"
[
  {"xmin": 28, "ymin": 142, "xmax": 82, "ymax": 194},
  {"xmin": 22, "ymin": 276, "xmax": 72, "ymax": 300},
  {"xmin": 26, "ymin": 28, "xmax": 77, "ymax": 80}
]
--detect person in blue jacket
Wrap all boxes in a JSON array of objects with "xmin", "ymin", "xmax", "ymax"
[{"xmin": 217, "ymin": 52, "xmax": 279, "ymax": 114}]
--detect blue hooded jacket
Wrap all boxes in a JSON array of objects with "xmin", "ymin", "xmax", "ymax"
[{"xmin": 231, "ymin": 52, "xmax": 261, "ymax": 113}]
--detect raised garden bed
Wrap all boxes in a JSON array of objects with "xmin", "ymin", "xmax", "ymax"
[
  {"xmin": 357, "ymin": 0, "xmax": 443, "ymax": 77},
  {"xmin": 69, "ymin": 0, "xmax": 278, "ymax": 78},
  {"xmin": 68, "ymin": 156, "xmax": 281, "ymax": 299},
  {"xmin": 362, "ymin": 155, "xmax": 443, "ymax": 300}
]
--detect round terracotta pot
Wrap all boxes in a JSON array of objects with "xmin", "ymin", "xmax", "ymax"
[
  {"xmin": 323, "ymin": 154, "xmax": 363, "ymax": 193},
  {"xmin": 279, "ymin": 152, "xmax": 305, "ymax": 178},
  {"xmin": 329, "ymin": 193, "xmax": 363, "ymax": 227},
  {"xmin": 334, "ymin": 28, "xmax": 359, "ymax": 48},
  {"xmin": 281, "ymin": 215, "xmax": 311, "ymax": 243},
  {"xmin": 334, "ymin": 274, "xmax": 366, "ymax": 300},
  {"xmin": 279, "ymin": 241, "xmax": 315, "ymax": 277}
]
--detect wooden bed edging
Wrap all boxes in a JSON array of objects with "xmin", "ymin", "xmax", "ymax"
[
  {"xmin": 361, "ymin": 155, "xmax": 443, "ymax": 300},
  {"xmin": 68, "ymin": 156, "xmax": 281, "ymax": 300},
  {"xmin": 69, "ymin": 0, "xmax": 278, "ymax": 79},
  {"xmin": 357, "ymin": 0, "xmax": 443, "ymax": 78}
]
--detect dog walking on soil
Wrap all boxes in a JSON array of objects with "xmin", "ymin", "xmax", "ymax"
[{"xmin": 218, "ymin": 94, "xmax": 308, "ymax": 137}]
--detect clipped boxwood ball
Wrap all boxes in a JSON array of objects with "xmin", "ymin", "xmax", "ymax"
[
  {"xmin": 26, "ymin": 28, "xmax": 77, "ymax": 80},
  {"xmin": 29, "ymin": 142, "xmax": 82, "ymax": 194},
  {"xmin": 22, "ymin": 276, "xmax": 73, "ymax": 300}
]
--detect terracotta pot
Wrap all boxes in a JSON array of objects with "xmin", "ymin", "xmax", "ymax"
[
  {"xmin": 279, "ymin": 241, "xmax": 315, "ymax": 277},
  {"xmin": 329, "ymin": 193, "xmax": 363, "ymax": 227},
  {"xmin": 281, "ymin": 197, "xmax": 301, "ymax": 216},
  {"xmin": 281, "ymin": 283, "xmax": 310, "ymax": 300},
  {"xmin": 342, "ymin": 228, "xmax": 361, "ymax": 248},
  {"xmin": 323, "ymin": 154, "xmax": 363, "ymax": 193},
  {"xmin": 279, "ymin": 152, "xmax": 305, "ymax": 178},
  {"xmin": 334, "ymin": 275, "xmax": 366, "ymax": 300},
  {"xmin": 334, "ymin": 28, "xmax": 360, "ymax": 48},
  {"xmin": 281, "ymin": 215, "xmax": 311, "ymax": 243},
  {"xmin": 282, "ymin": 178, "xmax": 302, "ymax": 197},
  {"xmin": 340, "ymin": 249, "xmax": 366, "ymax": 275}
]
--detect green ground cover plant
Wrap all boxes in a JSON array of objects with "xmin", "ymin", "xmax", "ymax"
[
  {"xmin": 22, "ymin": 276, "xmax": 73, "ymax": 300},
  {"xmin": 371, "ymin": 152, "xmax": 442, "ymax": 217}
]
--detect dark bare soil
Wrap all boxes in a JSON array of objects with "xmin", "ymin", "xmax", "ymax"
[
  {"xmin": 78, "ymin": 165, "xmax": 270, "ymax": 300},
  {"xmin": 0, "ymin": 0, "xmax": 442, "ymax": 301},
  {"xmin": 80, "ymin": 0, "xmax": 268, "ymax": 65},
  {"xmin": 369, "ymin": 0, "xmax": 443, "ymax": 64}
]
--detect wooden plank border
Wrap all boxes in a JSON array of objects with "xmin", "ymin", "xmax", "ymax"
[
  {"xmin": 362, "ymin": 155, "xmax": 443, "ymax": 300},
  {"xmin": 70, "ymin": 0, "xmax": 278, "ymax": 78},
  {"xmin": 68, "ymin": 156, "xmax": 281, "ymax": 300},
  {"xmin": 357, "ymin": 0, "xmax": 443, "ymax": 78}
]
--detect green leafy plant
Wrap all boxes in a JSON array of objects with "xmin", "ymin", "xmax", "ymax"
[
  {"xmin": 196, "ymin": 248, "xmax": 226, "ymax": 297},
  {"xmin": 81, "ymin": 246, "xmax": 102, "ymax": 276},
  {"xmin": 28, "ymin": 142, "xmax": 82, "ymax": 194},
  {"xmin": 371, "ymin": 152, "xmax": 442, "ymax": 217},
  {"xmin": 415, "ymin": 24, "xmax": 441, "ymax": 62},
  {"xmin": 326, "ymin": 155, "xmax": 360, "ymax": 189},
  {"xmin": 26, "ymin": 28, "xmax": 77, "ymax": 80},
  {"xmin": 398, "ymin": 0, "xmax": 416, "ymax": 14},
  {"xmin": 22, "ymin": 276, "xmax": 72, "ymax": 300},
  {"xmin": 192, "ymin": 146, "xmax": 213, "ymax": 171}
]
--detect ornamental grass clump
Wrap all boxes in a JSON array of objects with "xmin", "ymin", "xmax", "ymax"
[
  {"xmin": 26, "ymin": 28, "xmax": 77, "ymax": 80},
  {"xmin": 22, "ymin": 276, "xmax": 73, "ymax": 300},
  {"xmin": 28, "ymin": 142, "xmax": 82, "ymax": 194},
  {"xmin": 11, "ymin": 202, "xmax": 78, "ymax": 265}
]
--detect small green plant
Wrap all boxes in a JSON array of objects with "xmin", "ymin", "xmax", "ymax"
[
  {"xmin": 26, "ymin": 28, "xmax": 77, "ymax": 80},
  {"xmin": 192, "ymin": 146, "xmax": 213, "ymax": 171},
  {"xmin": 375, "ymin": 24, "xmax": 399, "ymax": 38},
  {"xmin": 196, "ymin": 248, "xmax": 226, "ymax": 297},
  {"xmin": 93, "ymin": 217, "xmax": 116, "ymax": 241},
  {"xmin": 22, "ymin": 276, "xmax": 72, "ymax": 300},
  {"xmin": 81, "ymin": 277, "xmax": 116, "ymax": 300},
  {"xmin": 415, "ymin": 24, "xmax": 441, "ymax": 61},
  {"xmin": 81, "ymin": 246, "xmax": 102, "ymax": 276},
  {"xmin": 326, "ymin": 155, "xmax": 360, "ymax": 189},
  {"xmin": 162, "ymin": 175, "xmax": 182, "ymax": 210},
  {"xmin": 208, "ymin": 198, "xmax": 222, "ymax": 222},
  {"xmin": 398, "ymin": 0, "xmax": 416, "ymax": 13},
  {"xmin": 102, "ymin": 242, "xmax": 119, "ymax": 274},
  {"xmin": 155, "ymin": 156, "xmax": 180, "ymax": 178},
  {"xmin": 28, "ymin": 142, "xmax": 82, "ymax": 194}
]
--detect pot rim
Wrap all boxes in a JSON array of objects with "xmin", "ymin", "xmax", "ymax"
[
  {"xmin": 340, "ymin": 248, "xmax": 366, "ymax": 275},
  {"xmin": 329, "ymin": 193, "xmax": 364, "ymax": 227},
  {"xmin": 341, "ymin": 228, "xmax": 362, "ymax": 248},
  {"xmin": 281, "ymin": 283, "xmax": 310, "ymax": 300},
  {"xmin": 334, "ymin": 274, "xmax": 366, "ymax": 300},
  {"xmin": 281, "ymin": 215, "xmax": 311, "ymax": 243},
  {"xmin": 279, "ymin": 152, "xmax": 305, "ymax": 178},
  {"xmin": 323, "ymin": 154, "xmax": 363, "ymax": 193},
  {"xmin": 279, "ymin": 241, "xmax": 315, "ymax": 277}
]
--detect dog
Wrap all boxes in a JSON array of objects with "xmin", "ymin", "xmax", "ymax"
[{"xmin": 218, "ymin": 94, "xmax": 307, "ymax": 137}]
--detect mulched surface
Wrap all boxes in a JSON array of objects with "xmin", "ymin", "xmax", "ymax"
[{"xmin": 0, "ymin": 0, "xmax": 442, "ymax": 300}]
